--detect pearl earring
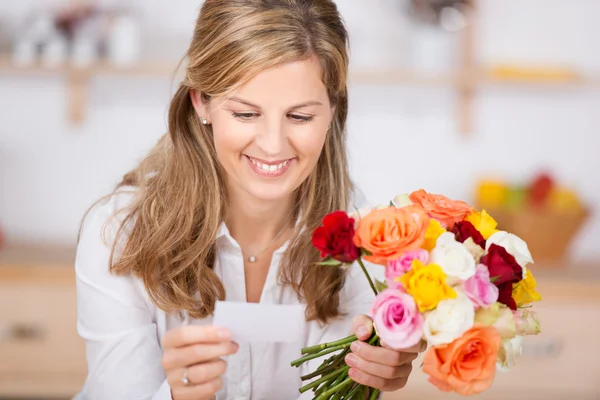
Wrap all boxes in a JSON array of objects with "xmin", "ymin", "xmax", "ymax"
[{"xmin": 200, "ymin": 116, "xmax": 208, "ymax": 125}]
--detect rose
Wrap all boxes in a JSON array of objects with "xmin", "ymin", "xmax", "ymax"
[
  {"xmin": 312, "ymin": 211, "xmax": 360, "ymax": 263},
  {"xmin": 462, "ymin": 237, "xmax": 485, "ymax": 263},
  {"xmin": 463, "ymin": 264, "xmax": 499, "ymax": 308},
  {"xmin": 512, "ymin": 269, "xmax": 542, "ymax": 307},
  {"xmin": 393, "ymin": 193, "xmax": 413, "ymax": 208},
  {"xmin": 481, "ymin": 243, "xmax": 523, "ymax": 310},
  {"xmin": 430, "ymin": 232, "xmax": 476, "ymax": 281},
  {"xmin": 369, "ymin": 289, "xmax": 424, "ymax": 349},
  {"xmin": 423, "ymin": 218, "xmax": 446, "ymax": 251},
  {"xmin": 452, "ymin": 220, "xmax": 486, "ymax": 248},
  {"xmin": 400, "ymin": 260, "xmax": 456, "ymax": 312},
  {"xmin": 422, "ymin": 326, "xmax": 501, "ymax": 396},
  {"xmin": 497, "ymin": 336, "xmax": 523, "ymax": 372},
  {"xmin": 486, "ymin": 231, "xmax": 533, "ymax": 270},
  {"xmin": 474, "ymin": 302, "xmax": 516, "ymax": 340},
  {"xmin": 386, "ymin": 249, "xmax": 429, "ymax": 289},
  {"xmin": 423, "ymin": 293, "xmax": 475, "ymax": 346},
  {"xmin": 347, "ymin": 207, "xmax": 372, "ymax": 228},
  {"xmin": 513, "ymin": 309, "xmax": 541, "ymax": 336},
  {"xmin": 481, "ymin": 244, "xmax": 523, "ymax": 287},
  {"xmin": 354, "ymin": 205, "xmax": 430, "ymax": 265},
  {"xmin": 465, "ymin": 210, "xmax": 499, "ymax": 240},
  {"xmin": 497, "ymin": 282, "xmax": 517, "ymax": 310},
  {"xmin": 409, "ymin": 189, "xmax": 473, "ymax": 229}
]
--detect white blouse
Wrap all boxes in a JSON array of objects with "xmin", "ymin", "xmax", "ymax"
[{"xmin": 74, "ymin": 189, "xmax": 383, "ymax": 400}]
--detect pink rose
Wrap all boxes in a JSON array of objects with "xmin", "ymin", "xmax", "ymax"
[
  {"xmin": 513, "ymin": 309, "xmax": 541, "ymax": 336},
  {"xmin": 463, "ymin": 264, "xmax": 499, "ymax": 308},
  {"xmin": 369, "ymin": 289, "xmax": 424, "ymax": 349},
  {"xmin": 386, "ymin": 249, "xmax": 429, "ymax": 289}
]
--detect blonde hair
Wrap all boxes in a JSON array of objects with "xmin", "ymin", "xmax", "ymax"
[{"xmin": 104, "ymin": 0, "xmax": 353, "ymax": 323}]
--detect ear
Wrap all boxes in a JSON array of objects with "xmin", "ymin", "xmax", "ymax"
[{"xmin": 190, "ymin": 89, "xmax": 210, "ymax": 123}]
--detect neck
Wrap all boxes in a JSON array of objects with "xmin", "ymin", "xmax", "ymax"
[{"xmin": 226, "ymin": 188, "xmax": 295, "ymax": 255}]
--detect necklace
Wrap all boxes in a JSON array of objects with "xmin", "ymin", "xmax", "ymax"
[{"xmin": 245, "ymin": 223, "xmax": 290, "ymax": 263}]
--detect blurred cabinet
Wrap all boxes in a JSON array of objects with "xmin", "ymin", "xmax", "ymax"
[{"xmin": 0, "ymin": 246, "xmax": 86, "ymax": 398}]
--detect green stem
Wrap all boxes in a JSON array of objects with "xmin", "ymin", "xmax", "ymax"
[
  {"xmin": 316, "ymin": 377, "xmax": 354, "ymax": 400},
  {"xmin": 369, "ymin": 389, "xmax": 380, "ymax": 400},
  {"xmin": 345, "ymin": 383, "xmax": 363, "ymax": 399},
  {"xmin": 291, "ymin": 344, "xmax": 349, "ymax": 367},
  {"xmin": 301, "ymin": 364, "xmax": 336, "ymax": 382},
  {"xmin": 299, "ymin": 366, "xmax": 350, "ymax": 393},
  {"xmin": 315, "ymin": 375, "xmax": 338, "ymax": 396},
  {"xmin": 357, "ymin": 257, "xmax": 378, "ymax": 296},
  {"xmin": 300, "ymin": 334, "xmax": 357, "ymax": 355},
  {"xmin": 339, "ymin": 381, "xmax": 354, "ymax": 396},
  {"xmin": 301, "ymin": 347, "xmax": 350, "ymax": 381}
]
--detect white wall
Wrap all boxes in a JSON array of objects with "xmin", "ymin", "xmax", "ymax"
[{"xmin": 1, "ymin": 0, "xmax": 598, "ymax": 261}]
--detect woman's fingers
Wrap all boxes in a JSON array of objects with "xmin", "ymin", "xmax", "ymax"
[
  {"xmin": 162, "ymin": 325, "xmax": 232, "ymax": 349},
  {"xmin": 348, "ymin": 367, "xmax": 408, "ymax": 392},
  {"xmin": 162, "ymin": 341, "xmax": 238, "ymax": 370},
  {"xmin": 350, "ymin": 340, "xmax": 418, "ymax": 367},
  {"xmin": 345, "ymin": 352, "xmax": 413, "ymax": 380},
  {"xmin": 167, "ymin": 359, "xmax": 227, "ymax": 388},
  {"xmin": 170, "ymin": 377, "xmax": 224, "ymax": 400},
  {"xmin": 351, "ymin": 314, "xmax": 374, "ymax": 341}
]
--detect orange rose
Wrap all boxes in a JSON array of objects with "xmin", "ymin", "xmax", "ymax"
[
  {"xmin": 423, "ymin": 326, "xmax": 501, "ymax": 396},
  {"xmin": 409, "ymin": 189, "xmax": 473, "ymax": 229},
  {"xmin": 353, "ymin": 206, "xmax": 429, "ymax": 265}
]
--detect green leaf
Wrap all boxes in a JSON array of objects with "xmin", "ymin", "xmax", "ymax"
[
  {"xmin": 389, "ymin": 200, "xmax": 394, "ymax": 206},
  {"xmin": 490, "ymin": 275, "xmax": 500, "ymax": 283},
  {"xmin": 375, "ymin": 279, "xmax": 388, "ymax": 292},
  {"xmin": 361, "ymin": 249, "xmax": 372, "ymax": 257},
  {"xmin": 316, "ymin": 258, "xmax": 343, "ymax": 267}
]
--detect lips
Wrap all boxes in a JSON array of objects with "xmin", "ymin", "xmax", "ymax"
[{"xmin": 245, "ymin": 155, "xmax": 295, "ymax": 177}]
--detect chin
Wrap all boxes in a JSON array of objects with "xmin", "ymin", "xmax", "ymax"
[{"xmin": 244, "ymin": 181, "xmax": 297, "ymax": 203}]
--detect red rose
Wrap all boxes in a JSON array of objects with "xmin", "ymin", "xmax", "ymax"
[
  {"xmin": 452, "ymin": 220, "xmax": 486, "ymax": 248},
  {"xmin": 497, "ymin": 282, "xmax": 517, "ymax": 310},
  {"xmin": 481, "ymin": 244, "xmax": 523, "ymax": 287},
  {"xmin": 480, "ymin": 244, "xmax": 523, "ymax": 310},
  {"xmin": 312, "ymin": 211, "xmax": 360, "ymax": 263}
]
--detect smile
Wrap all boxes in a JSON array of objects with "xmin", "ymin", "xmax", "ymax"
[{"xmin": 245, "ymin": 155, "xmax": 295, "ymax": 177}]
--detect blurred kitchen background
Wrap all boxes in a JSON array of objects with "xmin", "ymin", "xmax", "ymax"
[{"xmin": 0, "ymin": 0, "xmax": 598, "ymax": 399}]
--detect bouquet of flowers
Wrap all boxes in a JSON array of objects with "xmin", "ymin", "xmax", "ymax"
[{"xmin": 291, "ymin": 189, "xmax": 542, "ymax": 399}]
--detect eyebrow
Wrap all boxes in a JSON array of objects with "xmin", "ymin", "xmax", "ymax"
[{"xmin": 227, "ymin": 96, "xmax": 322, "ymax": 110}]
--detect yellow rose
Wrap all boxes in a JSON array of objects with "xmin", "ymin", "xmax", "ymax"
[
  {"xmin": 422, "ymin": 218, "xmax": 446, "ymax": 251},
  {"xmin": 399, "ymin": 260, "xmax": 456, "ymax": 312},
  {"xmin": 512, "ymin": 269, "xmax": 542, "ymax": 307},
  {"xmin": 465, "ymin": 210, "xmax": 499, "ymax": 240}
]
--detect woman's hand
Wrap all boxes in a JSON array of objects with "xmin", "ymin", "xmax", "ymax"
[
  {"xmin": 161, "ymin": 325, "xmax": 239, "ymax": 400},
  {"xmin": 345, "ymin": 315, "xmax": 425, "ymax": 392}
]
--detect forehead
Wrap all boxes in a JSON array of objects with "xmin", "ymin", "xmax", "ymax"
[{"xmin": 228, "ymin": 57, "xmax": 330, "ymax": 107}]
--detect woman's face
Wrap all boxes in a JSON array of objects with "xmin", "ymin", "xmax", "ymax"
[{"xmin": 192, "ymin": 57, "xmax": 334, "ymax": 204}]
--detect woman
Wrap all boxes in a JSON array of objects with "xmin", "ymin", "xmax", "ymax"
[{"xmin": 75, "ymin": 1, "xmax": 421, "ymax": 399}]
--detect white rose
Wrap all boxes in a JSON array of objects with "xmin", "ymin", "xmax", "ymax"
[
  {"xmin": 392, "ymin": 194, "xmax": 413, "ymax": 208},
  {"xmin": 497, "ymin": 335, "xmax": 524, "ymax": 372},
  {"xmin": 430, "ymin": 232, "xmax": 476, "ymax": 280},
  {"xmin": 486, "ymin": 231, "xmax": 533, "ymax": 276},
  {"xmin": 423, "ymin": 293, "xmax": 475, "ymax": 346}
]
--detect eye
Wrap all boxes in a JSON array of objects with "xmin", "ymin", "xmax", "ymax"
[
  {"xmin": 232, "ymin": 112, "xmax": 259, "ymax": 121},
  {"xmin": 288, "ymin": 114, "xmax": 314, "ymax": 123}
]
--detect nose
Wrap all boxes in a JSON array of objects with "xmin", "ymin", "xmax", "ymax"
[{"xmin": 255, "ymin": 118, "xmax": 285, "ymax": 158}]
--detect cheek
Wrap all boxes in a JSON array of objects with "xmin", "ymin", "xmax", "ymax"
[
  {"xmin": 291, "ymin": 128, "xmax": 327, "ymax": 161},
  {"xmin": 212, "ymin": 120, "xmax": 253, "ymax": 159}
]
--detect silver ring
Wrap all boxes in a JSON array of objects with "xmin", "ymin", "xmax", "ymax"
[{"xmin": 181, "ymin": 368, "xmax": 190, "ymax": 386}]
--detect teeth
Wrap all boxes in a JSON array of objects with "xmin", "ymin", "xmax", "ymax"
[{"xmin": 250, "ymin": 158, "xmax": 289, "ymax": 172}]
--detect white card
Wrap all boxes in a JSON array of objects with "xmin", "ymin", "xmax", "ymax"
[{"xmin": 213, "ymin": 301, "xmax": 304, "ymax": 343}]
